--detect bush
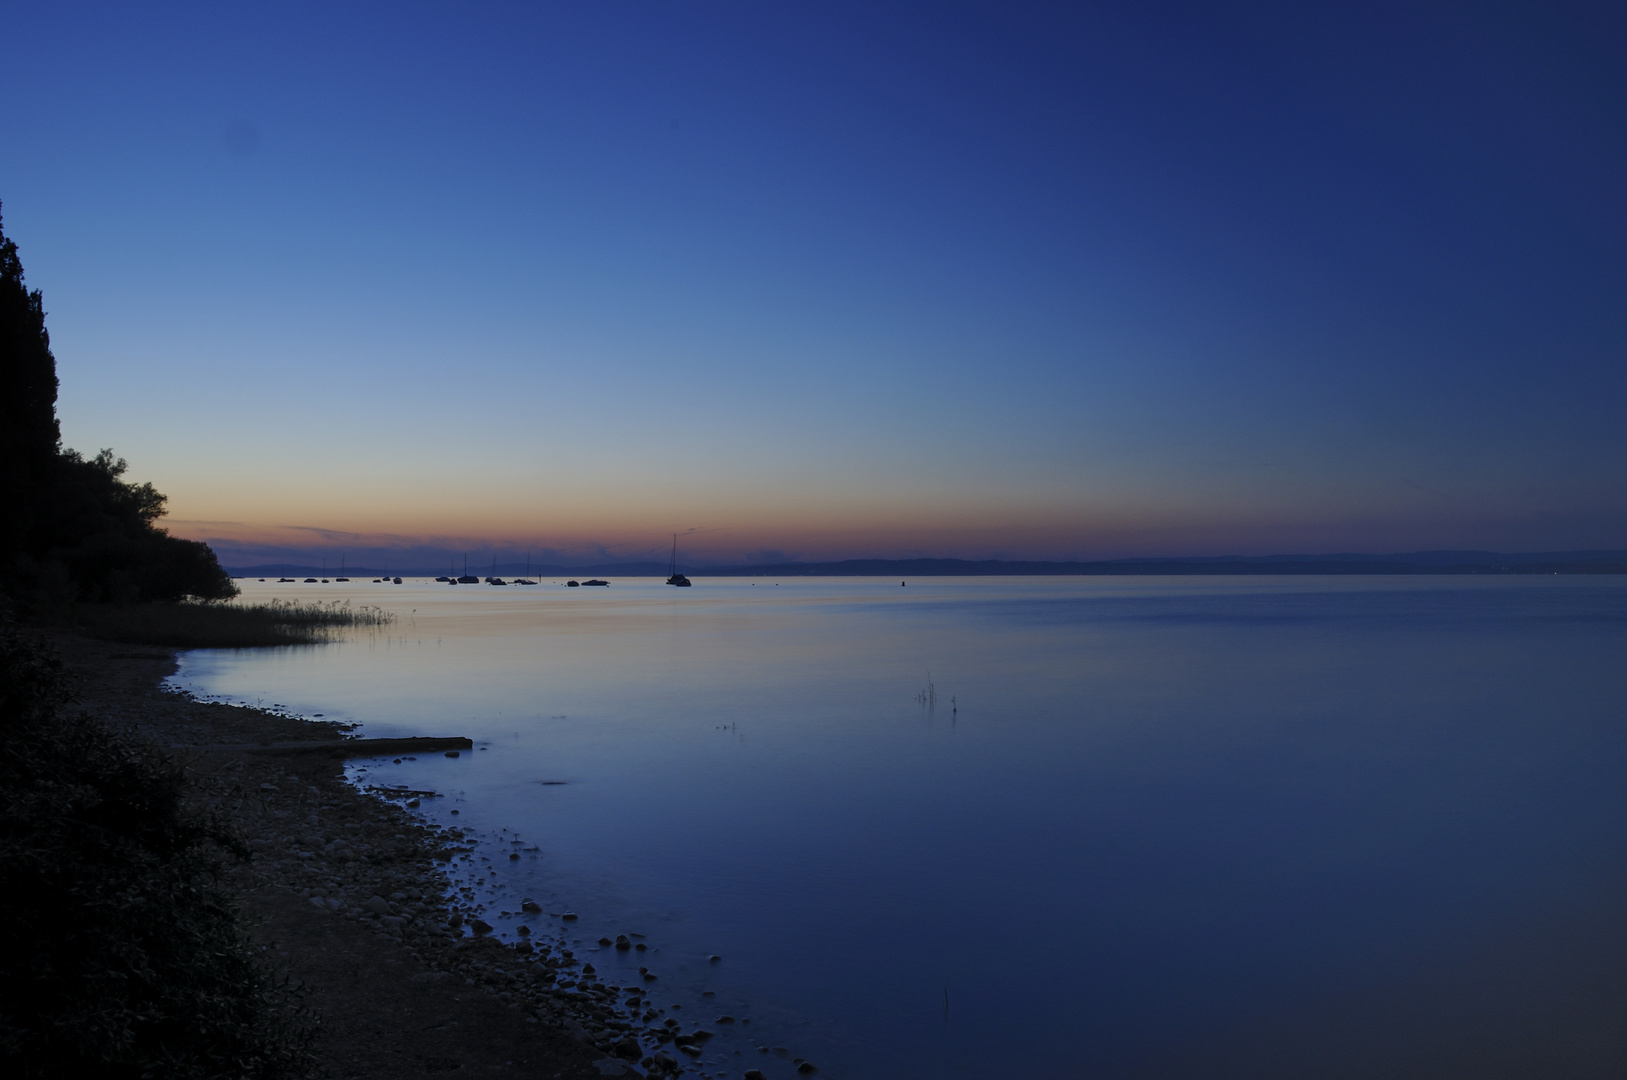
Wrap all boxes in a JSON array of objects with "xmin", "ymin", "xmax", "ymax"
[{"xmin": 0, "ymin": 627, "xmax": 312, "ymax": 1078}]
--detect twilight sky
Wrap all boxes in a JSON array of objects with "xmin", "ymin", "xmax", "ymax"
[{"xmin": 2, "ymin": 2, "xmax": 1624, "ymax": 566}]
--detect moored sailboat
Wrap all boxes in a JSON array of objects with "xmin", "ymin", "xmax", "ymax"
[{"xmin": 666, "ymin": 534, "xmax": 692, "ymax": 586}]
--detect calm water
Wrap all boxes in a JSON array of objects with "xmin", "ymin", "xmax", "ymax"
[{"xmin": 175, "ymin": 577, "xmax": 1627, "ymax": 1078}]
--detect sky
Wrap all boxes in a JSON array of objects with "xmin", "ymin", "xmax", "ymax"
[{"xmin": 2, "ymin": 1, "xmax": 1625, "ymax": 567}]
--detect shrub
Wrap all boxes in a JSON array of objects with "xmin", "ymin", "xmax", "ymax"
[{"xmin": 0, "ymin": 627, "xmax": 312, "ymax": 1078}]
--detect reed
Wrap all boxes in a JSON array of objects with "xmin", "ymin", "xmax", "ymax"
[{"xmin": 67, "ymin": 598, "xmax": 395, "ymax": 648}]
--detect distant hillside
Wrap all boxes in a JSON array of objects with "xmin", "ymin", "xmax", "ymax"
[{"xmin": 227, "ymin": 550, "xmax": 1627, "ymax": 579}]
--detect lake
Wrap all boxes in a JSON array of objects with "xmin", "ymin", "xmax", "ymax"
[{"xmin": 174, "ymin": 576, "xmax": 1627, "ymax": 1078}]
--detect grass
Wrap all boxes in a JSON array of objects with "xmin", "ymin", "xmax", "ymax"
[{"xmin": 66, "ymin": 598, "xmax": 395, "ymax": 648}]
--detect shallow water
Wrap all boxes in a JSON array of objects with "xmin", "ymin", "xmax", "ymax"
[{"xmin": 175, "ymin": 576, "xmax": 1627, "ymax": 1078}]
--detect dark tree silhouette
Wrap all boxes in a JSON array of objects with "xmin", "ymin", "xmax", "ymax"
[
  {"xmin": 0, "ymin": 204, "xmax": 61, "ymax": 569},
  {"xmin": 0, "ymin": 204, "xmax": 236, "ymax": 605}
]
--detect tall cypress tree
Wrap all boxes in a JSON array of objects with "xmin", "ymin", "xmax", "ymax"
[
  {"xmin": 0, "ymin": 206, "xmax": 235, "ymax": 604},
  {"xmin": 0, "ymin": 205, "xmax": 63, "ymax": 567}
]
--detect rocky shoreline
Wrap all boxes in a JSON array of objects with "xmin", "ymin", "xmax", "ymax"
[{"xmin": 50, "ymin": 632, "xmax": 815, "ymax": 1080}]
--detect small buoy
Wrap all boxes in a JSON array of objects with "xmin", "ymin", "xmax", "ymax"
[{"xmin": 901, "ymin": 581, "xmax": 906, "ymax": 586}]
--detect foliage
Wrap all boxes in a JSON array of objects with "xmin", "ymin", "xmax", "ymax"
[
  {"xmin": 0, "ymin": 203, "xmax": 61, "ymax": 568},
  {"xmin": 0, "ymin": 204, "xmax": 237, "ymax": 608},
  {"xmin": 70, "ymin": 598, "xmax": 396, "ymax": 648},
  {"xmin": 0, "ymin": 626, "xmax": 313, "ymax": 1078}
]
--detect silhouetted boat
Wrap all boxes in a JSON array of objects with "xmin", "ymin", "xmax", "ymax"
[
  {"xmin": 393, "ymin": 577, "xmax": 402, "ymax": 584},
  {"xmin": 435, "ymin": 576, "xmax": 450, "ymax": 582},
  {"xmin": 581, "ymin": 579, "xmax": 609, "ymax": 586},
  {"xmin": 566, "ymin": 580, "xmax": 580, "ymax": 587},
  {"xmin": 304, "ymin": 577, "xmax": 318, "ymax": 583},
  {"xmin": 666, "ymin": 534, "xmax": 691, "ymax": 586},
  {"xmin": 456, "ymin": 553, "xmax": 479, "ymax": 584},
  {"xmin": 336, "ymin": 556, "xmax": 349, "ymax": 582}
]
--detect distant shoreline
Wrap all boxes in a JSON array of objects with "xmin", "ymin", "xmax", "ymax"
[{"xmin": 225, "ymin": 550, "xmax": 1627, "ymax": 579}]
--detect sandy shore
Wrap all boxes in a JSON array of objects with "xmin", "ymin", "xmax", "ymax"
[{"xmin": 47, "ymin": 630, "xmax": 732, "ymax": 1080}]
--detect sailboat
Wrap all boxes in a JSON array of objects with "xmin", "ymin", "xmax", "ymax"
[
  {"xmin": 456, "ymin": 553, "xmax": 479, "ymax": 584},
  {"xmin": 336, "ymin": 555, "xmax": 349, "ymax": 582},
  {"xmin": 666, "ymin": 534, "xmax": 692, "ymax": 586}
]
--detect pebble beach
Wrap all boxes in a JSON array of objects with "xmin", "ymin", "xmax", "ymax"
[{"xmin": 52, "ymin": 631, "xmax": 818, "ymax": 1080}]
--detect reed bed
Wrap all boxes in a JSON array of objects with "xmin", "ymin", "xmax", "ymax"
[{"xmin": 68, "ymin": 598, "xmax": 395, "ymax": 648}]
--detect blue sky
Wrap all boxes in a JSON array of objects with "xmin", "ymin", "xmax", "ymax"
[{"xmin": 2, "ymin": 2, "xmax": 1624, "ymax": 564}]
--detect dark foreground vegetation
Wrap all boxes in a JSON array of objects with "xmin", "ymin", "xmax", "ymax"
[
  {"xmin": 0, "ymin": 207, "xmax": 324, "ymax": 1074},
  {"xmin": 0, "ymin": 626, "xmax": 312, "ymax": 1078},
  {"xmin": 68, "ymin": 598, "xmax": 395, "ymax": 648}
]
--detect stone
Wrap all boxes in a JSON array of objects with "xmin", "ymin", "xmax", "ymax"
[
  {"xmin": 708, "ymin": 954, "xmax": 722, "ymax": 962},
  {"xmin": 714, "ymin": 1015, "xmax": 735, "ymax": 1024},
  {"xmin": 364, "ymin": 896, "xmax": 393, "ymax": 916},
  {"xmin": 444, "ymin": 751, "xmax": 460, "ymax": 758},
  {"xmin": 516, "ymin": 924, "xmax": 531, "ymax": 936},
  {"xmin": 470, "ymin": 918, "xmax": 494, "ymax": 935},
  {"xmin": 562, "ymin": 912, "xmax": 578, "ymax": 920},
  {"xmin": 745, "ymin": 1072, "xmax": 768, "ymax": 1080},
  {"xmin": 797, "ymin": 1063, "xmax": 818, "ymax": 1075},
  {"xmin": 521, "ymin": 900, "xmax": 543, "ymax": 913},
  {"xmin": 615, "ymin": 934, "xmax": 631, "ymax": 950}
]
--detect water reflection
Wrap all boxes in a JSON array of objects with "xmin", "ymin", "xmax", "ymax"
[{"xmin": 175, "ymin": 577, "xmax": 1627, "ymax": 1078}]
